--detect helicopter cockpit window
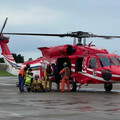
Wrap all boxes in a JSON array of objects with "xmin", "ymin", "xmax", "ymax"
[
  {"xmin": 99, "ymin": 57, "xmax": 113, "ymax": 67},
  {"xmin": 89, "ymin": 57, "xmax": 98, "ymax": 69},
  {"xmin": 110, "ymin": 57, "xmax": 120, "ymax": 65},
  {"xmin": 117, "ymin": 57, "xmax": 120, "ymax": 62}
]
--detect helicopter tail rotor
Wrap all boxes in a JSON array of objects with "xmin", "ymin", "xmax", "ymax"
[{"xmin": 0, "ymin": 18, "xmax": 9, "ymax": 41}]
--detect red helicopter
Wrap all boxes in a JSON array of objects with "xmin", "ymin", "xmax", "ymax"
[{"xmin": 1, "ymin": 18, "xmax": 120, "ymax": 92}]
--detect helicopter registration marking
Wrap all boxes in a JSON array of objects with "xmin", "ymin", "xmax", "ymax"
[{"xmin": 93, "ymin": 70, "xmax": 97, "ymax": 77}]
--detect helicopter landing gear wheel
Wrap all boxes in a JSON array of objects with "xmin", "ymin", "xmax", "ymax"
[
  {"xmin": 16, "ymin": 82, "xmax": 19, "ymax": 87},
  {"xmin": 104, "ymin": 83, "xmax": 113, "ymax": 92},
  {"xmin": 70, "ymin": 81, "xmax": 77, "ymax": 92}
]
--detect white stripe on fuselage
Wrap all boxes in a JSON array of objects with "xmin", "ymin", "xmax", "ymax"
[
  {"xmin": 79, "ymin": 71, "xmax": 120, "ymax": 83},
  {"xmin": 71, "ymin": 67, "xmax": 120, "ymax": 83},
  {"xmin": 4, "ymin": 54, "xmax": 14, "ymax": 59},
  {"xmin": 4, "ymin": 55, "xmax": 41, "ymax": 70},
  {"xmin": 87, "ymin": 68, "xmax": 120, "ymax": 78}
]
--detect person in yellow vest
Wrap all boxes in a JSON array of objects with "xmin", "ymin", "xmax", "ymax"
[
  {"xmin": 18, "ymin": 64, "xmax": 30, "ymax": 93},
  {"xmin": 26, "ymin": 68, "xmax": 32, "ymax": 79},
  {"xmin": 32, "ymin": 74, "xmax": 45, "ymax": 92},
  {"xmin": 25, "ymin": 72, "xmax": 33, "ymax": 92},
  {"xmin": 44, "ymin": 64, "xmax": 53, "ymax": 91}
]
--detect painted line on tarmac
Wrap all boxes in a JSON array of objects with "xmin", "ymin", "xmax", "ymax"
[
  {"xmin": 0, "ymin": 83, "xmax": 14, "ymax": 86},
  {"xmin": 0, "ymin": 110, "xmax": 22, "ymax": 117},
  {"xmin": 79, "ymin": 88, "xmax": 120, "ymax": 93}
]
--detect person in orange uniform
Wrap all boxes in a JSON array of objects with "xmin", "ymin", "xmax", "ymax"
[
  {"xmin": 18, "ymin": 64, "xmax": 30, "ymax": 93},
  {"xmin": 59, "ymin": 62, "xmax": 70, "ymax": 92}
]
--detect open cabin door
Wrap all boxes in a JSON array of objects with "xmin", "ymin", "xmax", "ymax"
[
  {"xmin": 56, "ymin": 57, "xmax": 71, "ymax": 73},
  {"xmin": 75, "ymin": 57, "xmax": 84, "ymax": 72}
]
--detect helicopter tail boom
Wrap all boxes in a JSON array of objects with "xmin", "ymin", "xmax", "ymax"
[{"xmin": 0, "ymin": 39, "xmax": 15, "ymax": 63}]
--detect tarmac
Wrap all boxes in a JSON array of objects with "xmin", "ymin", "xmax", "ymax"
[{"xmin": 0, "ymin": 76, "xmax": 120, "ymax": 120}]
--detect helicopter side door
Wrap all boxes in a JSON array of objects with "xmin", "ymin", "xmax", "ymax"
[
  {"xmin": 86, "ymin": 56, "xmax": 100, "ymax": 83},
  {"xmin": 70, "ymin": 57, "xmax": 84, "ymax": 84},
  {"xmin": 75, "ymin": 57, "xmax": 83, "ymax": 72}
]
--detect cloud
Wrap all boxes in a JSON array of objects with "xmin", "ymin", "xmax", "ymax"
[
  {"xmin": 19, "ymin": 51, "xmax": 42, "ymax": 61},
  {"xmin": 0, "ymin": 4, "xmax": 64, "ymax": 27}
]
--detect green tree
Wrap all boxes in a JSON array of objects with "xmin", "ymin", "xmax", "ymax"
[
  {"xmin": 0, "ymin": 58, "xmax": 5, "ymax": 63},
  {"xmin": 12, "ymin": 53, "xmax": 24, "ymax": 63},
  {"xmin": 27, "ymin": 58, "xmax": 33, "ymax": 62}
]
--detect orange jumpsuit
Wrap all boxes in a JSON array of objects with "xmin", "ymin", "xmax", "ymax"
[{"xmin": 59, "ymin": 67, "xmax": 70, "ymax": 92}]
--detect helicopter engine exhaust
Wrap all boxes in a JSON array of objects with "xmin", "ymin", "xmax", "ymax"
[{"xmin": 66, "ymin": 45, "xmax": 76, "ymax": 55}]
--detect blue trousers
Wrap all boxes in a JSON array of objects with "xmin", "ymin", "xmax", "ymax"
[{"xmin": 18, "ymin": 75, "xmax": 25, "ymax": 92}]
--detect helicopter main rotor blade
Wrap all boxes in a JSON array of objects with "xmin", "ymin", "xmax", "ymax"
[
  {"xmin": 3, "ymin": 31, "xmax": 120, "ymax": 39},
  {"xmin": 2, "ymin": 33, "xmax": 70, "ymax": 37},
  {"xmin": 2, "ymin": 31, "xmax": 92, "ymax": 38},
  {"xmin": 90, "ymin": 34, "xmax": 120, "ymax": 39},
  {"xmin": 0, "ymin": 18, "xmax": 8, "ymax": 35}
]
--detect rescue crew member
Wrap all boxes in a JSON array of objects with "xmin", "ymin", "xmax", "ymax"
[
  {"xmin": 18, "ymin": 64, "xmax": 30, "ymax": 93},
  {"xmin": 25, "ymin": 72, "xmax": 33, "ymax": 92},
  {"xmin": 32, "ymin": 74, "xmax": 45, "ymax": 92},
  {"xmin": 44, "ymin": 64, "xmax": 53, "ymax": 91},
  {"xmin": 59, "ymin": 62, "xmax": 70, "ymax": 92},
  {"xmin": 53, "ymin": 64, "xmax": 61, "ymax": 91},
  {"xmin": 26, "ymin": 68, "xmax": 32, "ymax": 79}
]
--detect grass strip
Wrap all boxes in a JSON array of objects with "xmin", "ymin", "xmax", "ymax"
[{"xmin": 0, "ymin": 70, "xmax": 15, "ymax": 76}]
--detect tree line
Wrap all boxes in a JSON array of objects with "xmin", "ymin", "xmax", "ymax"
[{"xmin": 0, "ymin": 53, "xmax": 24, "ymax": 63}]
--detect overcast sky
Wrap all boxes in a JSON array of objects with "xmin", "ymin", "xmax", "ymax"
[{"xmin": 0, "ymin": 0, "xmax": 120, "ymax": 61}]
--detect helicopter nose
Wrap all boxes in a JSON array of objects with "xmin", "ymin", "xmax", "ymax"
[
  {"xmin": 102, "ymin": 66, "xmax": 120, "ymax": 82},
  {"xmin": 102, "ymin": 69, "xmax": 112, "ymax": 81}
]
